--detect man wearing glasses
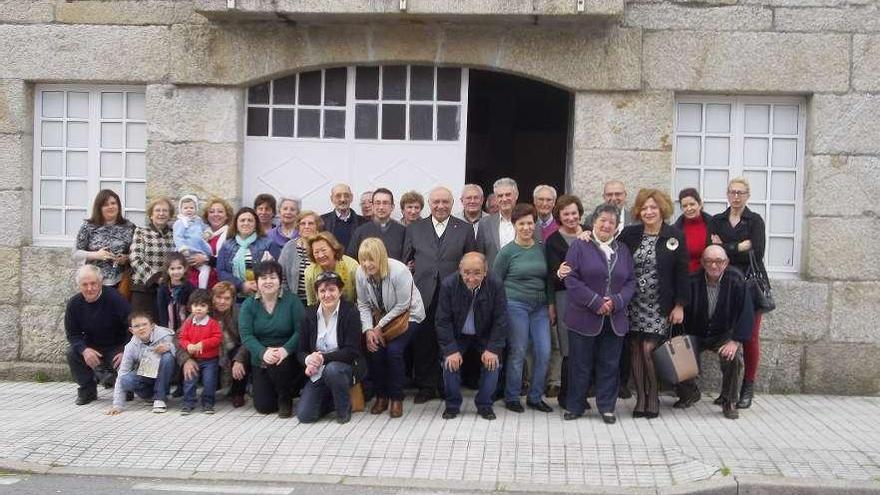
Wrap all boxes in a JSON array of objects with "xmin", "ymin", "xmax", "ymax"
[{"xmin": 673, "ymin": 245, "xmax": 755, "ymax": 420}]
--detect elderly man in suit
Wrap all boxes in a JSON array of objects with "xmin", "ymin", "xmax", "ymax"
[
  {"xmin": 321, "ymin": 183, "xmax": 367, "ymax": 248},
  {"xmin": 476, "ymin": 178, "xmax": 541, "ymax": 268},
  {"xmin": 403, "ymin": 186, "xmax": 478, "ymax": 403}
]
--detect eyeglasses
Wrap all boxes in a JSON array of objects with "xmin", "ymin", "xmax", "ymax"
[
  {"xmin": 727, "ymin": 190, "xmax": 749, "ymax": 197},
  {"xmin": 703, "ymin": 259, "xmax": 727, "ymax": 265}
]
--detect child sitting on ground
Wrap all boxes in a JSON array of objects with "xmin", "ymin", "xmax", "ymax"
[
  {"xmin": 106, "ymin": 311, "xmax": 176, "ymax": 415},
  {"xmin": 174, "ymin": 194, "xmax": 213, "ymax": 289},
  {"xmin": 178, "ymin": 289, "xmax": 223, "ymax": 415}
]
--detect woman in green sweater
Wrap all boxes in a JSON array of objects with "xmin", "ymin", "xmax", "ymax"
[
  {"xmin": 239, "ymin": 260, "xmax": 305, "ymax": 418},
  {"xmin": 493, "ymin": 203, "xmax": 554, "ymax": 414}
]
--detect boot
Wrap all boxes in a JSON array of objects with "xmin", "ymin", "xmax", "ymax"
[
  {"xmin": 371, "ymin": 397, "xmax": 389, "ymax": 415},
  {"xmin": 736, "ymin": 381, "xmax": 753, "ymax": 409}
]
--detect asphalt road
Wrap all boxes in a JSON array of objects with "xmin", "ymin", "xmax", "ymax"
[{"xmin": 0, "ymin": 473, "xmax": 493, "ymax": 495}]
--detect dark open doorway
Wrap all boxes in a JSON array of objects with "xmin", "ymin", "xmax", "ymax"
[{"xmin": 465, "ymin": 69, "xmax": 572, "ymax": 201}]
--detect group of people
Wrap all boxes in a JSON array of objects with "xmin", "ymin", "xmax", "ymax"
[{"xmin": 66, "ymin": 176, "xmax": 768, "ymax": 424}]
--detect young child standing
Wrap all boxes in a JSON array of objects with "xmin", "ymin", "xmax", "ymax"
[
  {"xmin": 106, "ymin": 311, "xmax": 177, "ymax": 415},
  {"xmin": 174, "ymin": 195, "xmax": 213, "ymax": 289},
  {"xmin": 178, "ymin": 289, "xmax": 223, "ymax": 415},
  {"xmin": 156, "ymin": 252, "xmax": 194, "ymax": 332}
]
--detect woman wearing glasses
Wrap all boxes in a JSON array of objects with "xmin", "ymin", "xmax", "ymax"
[{"xmin": 711, "ymin": 177, "xmax": 766, "ymax": 410}]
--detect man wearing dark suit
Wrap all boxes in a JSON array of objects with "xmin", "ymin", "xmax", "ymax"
[
  {"xmin": 321, "ymin": 183, "xmax": 367, "ymax": 248},
  {"xmin": 403, "ymin": 186, "xmax": 477, "ymax": 403},
  {"xmin": 476, "ymin": 178, "xmax": 541, "ymax": 269}
]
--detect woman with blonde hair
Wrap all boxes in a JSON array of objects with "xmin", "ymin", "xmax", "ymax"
[
  {"xmin": 617, "ymin": 189, "xmax": 689, "ymax": 419},
  {"xmin": 710, "ymin": 176, "xmax": 766, "ymax": 409},
  {"xmin": 303, "ymin": 231, "xmax": 359, "ymax": 305},
  {"xmin": 355, "ymin": 238, "xmax": 425, "ymax": 418}
]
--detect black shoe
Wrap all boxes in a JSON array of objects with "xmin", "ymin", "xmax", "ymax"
[
  {"xmin": 673, "ymin": 392, "xmax": 701, "ymax": 409},
  {"xmin": 124, "ymin": 391, "xmax": 134, "ymax": 402},
  {"xmin": 713, "ymin": 395, "xmax": 725, "ymax": 406},
  {"xmin": 336, "ymin": 411, "xmax": 351, "ymax": 424},
  {"xmin": 563, "ymin": 412, "xmax": 582, "ymax": 421},
  {"xmin": 477, "ymin": 407, "xmax": 496, "ymax": 420},
  {"xmin": 413, "ymin": 389, "xmax": 436, "ymax": 404},
  {"xmin": 278, "ymin": 399, "xmax": 293, "ymax": 418},
  {"xmin": 632, "ymin": 410, "xmax": 645, "ymax": 418},
  {"xmin": 618, "ymin": 387, "xmax": 632, "ymax": 399},
  {"xmin": 736, "ymin": 381, "xmax": 754, "ymax": 409},
  {"xmin": 644, "ymin": 412, "xmax": 659, "ymax": 419},
  {"xmin": 527, "ymin": 400, "xmax": 553, "ymax": 413},
  {"xmin": 723, "ymin": 402, "xmax": 740, "ymax": 420},
  {"xmin": 505, "ymin": 401, "xmax": 524, "ymax": 413},
  {"xmin": 75, "ymin": 390, "xmax": 97, "ymax": 406},
  {"xmin": 602, "ymin": 413, "xmax": 617, "ymax": 424},
  {"xmin": 442, "ymin": 408, "xmax": 459, "ymax": 420}
]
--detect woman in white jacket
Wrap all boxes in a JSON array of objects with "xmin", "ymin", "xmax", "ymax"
[{"xmin": 355, "ymin": 237, "xmax": 426, "ymax": 419}]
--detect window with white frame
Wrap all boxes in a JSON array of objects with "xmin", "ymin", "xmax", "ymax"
[
  {"xmin": 245, "ymin": 65, "xmax": 464, "ymax": 141},
  {"xmin": 33, "ymin": 85, "xmax": 147, "ymax": 246},
  {"xmin": 673, "ymin": 96, "xmax": 806, "ymax": 276}
]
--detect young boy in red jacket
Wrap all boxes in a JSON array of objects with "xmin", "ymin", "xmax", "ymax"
[{"xmin": 179, "ymin": 289, "xmax": 223, "ymax": 415}]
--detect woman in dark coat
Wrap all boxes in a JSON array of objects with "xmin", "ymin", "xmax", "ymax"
[
  {"xmin": 710, "ymin": 177, "xmax": 767, "ymax": 409},
  {"xmin": 618, "ymin": 189, "xmax": 690, "ymax": 419},
  {"xmin": 562, "ymin": 203, "xmax": 635, "ymax": 424}
]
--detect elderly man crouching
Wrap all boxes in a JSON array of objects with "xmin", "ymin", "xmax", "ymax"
[
  {"xmin": 675, "ymin": 245, "xmax": 755, "ymax": 419},
  {"xmin": 66, "ymin": 265, "xmax": 131, "ymax": 405},
  {"xmin": 435, "ymin": 252, "xmax": 508, "ymax": 420}
]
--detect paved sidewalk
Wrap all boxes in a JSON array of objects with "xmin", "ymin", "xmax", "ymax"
[{"xmin": 1, "ymin": 382, "xmax": 879, "ymax": 492}]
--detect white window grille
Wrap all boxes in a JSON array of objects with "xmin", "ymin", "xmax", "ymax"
[
  {"xmin": 245, "ymin": 65, "xmax": 464, "ymax": 142},
  {"xmin": 33, "ymin": 85, "xmax": 147, "ymax": 246},
  {"xmin": 673, "ymin": 96, "xmax": 806, "ymax": 277}
]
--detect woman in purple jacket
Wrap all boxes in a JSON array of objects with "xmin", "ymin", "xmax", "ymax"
[{"xmin": 562, "ymin": 204, "xmax": 635, "ymax": 424}]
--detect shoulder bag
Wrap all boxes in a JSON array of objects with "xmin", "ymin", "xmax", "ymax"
[
  {"xmin": 653, "ymin": 325, "xmax": 699, "ymax": 384},
  {"xmin": 370, "ymin": 281, "xmax": 413, "ymax": 342},
  {"xmin": 745, "ymin": 250, "xmax": 776, "ymax": 313}
]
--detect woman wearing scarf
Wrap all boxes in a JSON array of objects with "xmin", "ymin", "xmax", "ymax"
[
  {"xmin": 186, "ymin": 197, "xmax": 234, "ymax": 289},
  {"xmin": 561, "ymin": 203, "xmax": 635, "ymax": 424},
  {"xmin": 217, "ymin": 207, "xmax": 280, "ymax": 302}
]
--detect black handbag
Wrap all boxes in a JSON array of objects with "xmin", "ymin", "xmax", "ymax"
[{"xmin": 746, "ymin": 251, "xmax": 776, "ymax": 313}]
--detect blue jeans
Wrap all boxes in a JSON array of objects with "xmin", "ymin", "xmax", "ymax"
[
  {"xmin": 296, "ymin": 361, "xmax": 353, "ymax": 423},
  {"xmin": 567, "ymin": 320, "xmax": 624, "ymax": 415},
  {"xmin": 118, "ymin": 352, "xmax": 175, "ymax": 401},
  {"xmin": 366, "ymin": 321, "xmax": 416, "ymax": 400},
  {"xmin": 443, "ymin": 336, "xmax": 501, "ymax": 412},
  {"xmin": 505, "ymin": 299, "xmax": 551, "ymax": 404},
  {"xmin": 183, "ymin": 357, "xmax": 219, "ymax": 408}
]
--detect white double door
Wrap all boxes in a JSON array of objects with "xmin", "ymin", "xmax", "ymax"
[{"xmin": 243, "ymin": 66, "xmax": 469, "ymax": 217}]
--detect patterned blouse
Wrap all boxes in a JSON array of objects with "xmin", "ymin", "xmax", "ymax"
[
  {"xmin": 628, "ymin": 235, "xmax": 668, "ymax": 337},
  {"xmin": 130, "ymin": 223, "xmax": 175, "ymax": 286},
  {"xmin": 74, "ymin": 221, "xmax": 136, "ymax": 286}
]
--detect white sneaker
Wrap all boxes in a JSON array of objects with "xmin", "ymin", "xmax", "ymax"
[{"xmin": 152, "ymin": 400, "xmax": 167, "ymax": 413}]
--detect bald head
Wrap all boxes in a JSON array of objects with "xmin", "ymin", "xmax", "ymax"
[
  {"xmin": 701, "ymin": 245, "xmax": 729, "ymax": 282},
  {"xmin": 330, "ymin": 183, "xmax": 353, "ymax": 213},
  {"xmin": 459, "ymin": 251, "xmax": 487, "ymax": 290}
]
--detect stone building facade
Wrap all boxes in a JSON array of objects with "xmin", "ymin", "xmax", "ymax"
[{"xmin": 0, "ymin": 0, "xmax": 878, "ymax": 395}]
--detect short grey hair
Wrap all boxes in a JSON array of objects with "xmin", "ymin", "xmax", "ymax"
[
  {"xmin": 533, "ymin": 184, "xmax": 557, "ymax": 200},
  {"xmin": 75, "ymin": 264, "xmax": 103, "ymax": 285},
  {"xmin": 278, "ymin": 197, "xmax": 301, "ymax": 209},
  {"xmin": 462, "ymin": 184, "xmax": 484, "ymax": 197},
  {"xmin": 493, "ymin": 177, "xmax": 518, "ymax": 194}
]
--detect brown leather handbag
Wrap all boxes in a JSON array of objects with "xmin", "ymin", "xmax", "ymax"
[
  {"xmin": 370, "ymin": 282, "xmax": 413, "ymax": 342},
  {"xmin": 116, "ymin": 268, "xmax": 133, "ymax": 301}
]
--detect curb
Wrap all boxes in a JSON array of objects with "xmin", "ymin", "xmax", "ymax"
[{"xmin": 1, "ymin": 458, "xmax": 879, "ymax": 494}]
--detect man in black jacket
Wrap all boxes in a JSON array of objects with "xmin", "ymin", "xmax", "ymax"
[
  {"xmin": 675, "ymin": 245, "xmax": 755, "ymax": 419},
  {"xmin": 435, "ymin": 252, "xmax": 508, "ymax": 420},
  {"xmin": 320, "ymin": 183, "xmax": 367, "ymax": 248}
]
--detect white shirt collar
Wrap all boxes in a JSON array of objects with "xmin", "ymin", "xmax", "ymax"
[
  {"xmin": 318, "ymin": 300, "xmax": 341, "ymax": 319},
  {"xmin": 336, "ymin": 209, "xmax": 351, "ymax": 221},
  {"xmin": 192, "ymin": 314, "xmax": 210, "ymax": 326},
  {"xmin": 432, "ymin": 216, "xmax": 448, "ymax": 227}
]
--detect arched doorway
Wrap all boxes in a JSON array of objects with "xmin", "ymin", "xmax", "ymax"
[{"xmin": 242, "ymin": 66, "xmax": 570, "ymax": 214}]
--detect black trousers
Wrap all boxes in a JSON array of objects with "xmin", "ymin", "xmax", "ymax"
[
  {"xmin": 676, "ymin": 336, "xmax": 744, "ymax": 405},
  {"xmin": 66, "ymin": 345, "xmax": 124, "ymax": 394},
  {"xmin": 251, "ymin": 357, "xmax": 303, "ymax": 414},
  {"xmin": 130, "ymin": 284, "xmax": 159, "ymax": 323},
  {"xmin": 411, "ymin": 288, "xmax": 441, "ymax": 394}
]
